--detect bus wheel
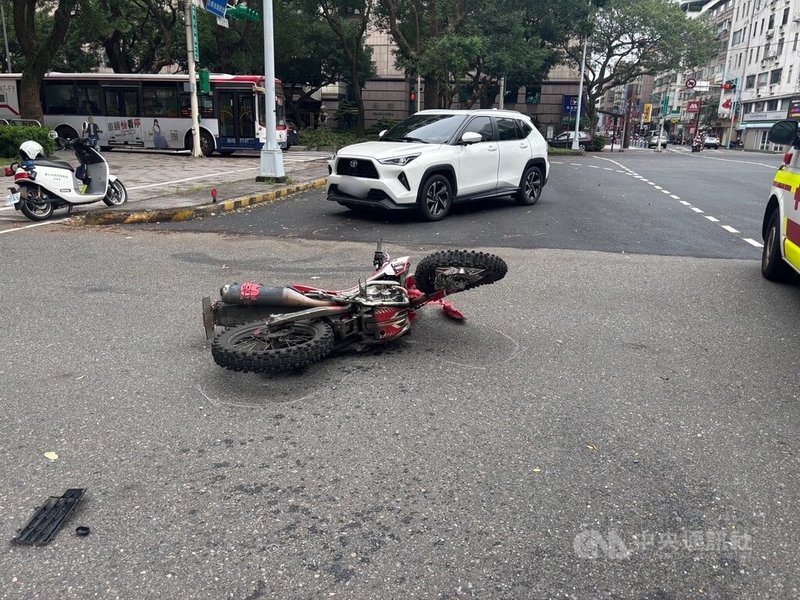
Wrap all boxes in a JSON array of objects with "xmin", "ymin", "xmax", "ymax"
[{"xmin": 200, "ymin": 131, "xmax": 214, "ymax": 156}]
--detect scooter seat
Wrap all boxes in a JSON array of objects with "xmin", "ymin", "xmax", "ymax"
[{"xmin": 35, "ymin": 159, "xmax": 73, "ymax": 171}]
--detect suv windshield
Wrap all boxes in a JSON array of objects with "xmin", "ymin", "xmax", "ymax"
[{"xmin": 380, "ymin": 114, "xmax": 468, "ymax": 144}]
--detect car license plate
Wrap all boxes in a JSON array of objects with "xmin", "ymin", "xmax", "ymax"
[{"xmin": 5, "ymin": 192, "xmax": 20, "ymax": 207}]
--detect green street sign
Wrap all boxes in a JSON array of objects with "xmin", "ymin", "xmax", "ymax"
[
  {"xmin": 191, "ymin": 4, "xmax": 199, "ymax": 61},
  {"xmin": 661, "ymin": 95, "xmax": 670, "ymax": 113}
]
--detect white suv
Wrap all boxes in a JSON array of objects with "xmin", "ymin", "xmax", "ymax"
[{"xmin": 326, "ymin": 109, "xmax": 549, "ymax": 221}]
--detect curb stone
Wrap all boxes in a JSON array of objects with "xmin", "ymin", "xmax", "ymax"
[{"xmin": 77, "ymin": 177, "xmax": 329, "ymax": 225}]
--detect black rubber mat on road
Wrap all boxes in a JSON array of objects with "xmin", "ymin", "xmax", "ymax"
[{"xmin": 11, "ymin": 488, "xmax": 86, "ymax": 546}]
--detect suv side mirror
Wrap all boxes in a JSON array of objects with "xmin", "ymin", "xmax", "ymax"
[
  {"xmin": 460, "ymin": 131, "xmax": 482, "ymax": 144},
  {"xmin": 768, "ymin": 120, "xmax": 800, "ymax": 147}
]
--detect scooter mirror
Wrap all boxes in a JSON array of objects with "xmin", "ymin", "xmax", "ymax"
[{"xmin": 48, "ymin": 130, "xmax": 58, "ymax": 139}]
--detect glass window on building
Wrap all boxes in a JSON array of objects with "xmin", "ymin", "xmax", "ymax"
[
  {"xmin": 782, "ymin": 7, "xmax": 790, "ymax": 26},
  {"xmin": 770, "ymin": 69, "xmax": 782, "ymax": 85},
  {"xmin": 777, "ymin": 39, "xmax": 784, "ymax": 56},
  {"xmin": 757, "ymin": 72, "xmax": 768, "ymax": 87},
  {"xmin": 745, "ymin": 74, "xmax": 756, "ymax": 88},
  {"xmin": 767, "ymin": 99, "xmax": 779, "ymax": 111}
]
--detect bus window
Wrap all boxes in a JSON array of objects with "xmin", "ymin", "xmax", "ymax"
[
  {"xmin": 44, "ymin": 82, "xmax": 78, "ymax": 115},
  {"xmin": 123, "ymin": 89, "xmax": 139, "ymax": 117},
  {"xmin": 179, "ymin": 94, "xmax": 214, "ymax": 119},
  {"xmin": 143, "ymin": 84, "xmax": 179, "ymax": 118},
  {"xmin": 76, "ymin": 84, "xmax": 102, "ymax": 115},
  {"xmin": 259, "ymin": 95, "xmax": 285, "ymax": 126},
  {"xmin": 239, "ymin": 95, "xmax": 255, "ymax": 138}
]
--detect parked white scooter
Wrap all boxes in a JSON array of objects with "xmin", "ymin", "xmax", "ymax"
[{"xmin": 4, "ymin": 132, "xmax": 127, "ymax": 221}]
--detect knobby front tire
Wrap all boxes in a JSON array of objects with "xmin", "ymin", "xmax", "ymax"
[{"xmin": 414, "ymin": 250, "xmax": 508, "ymax": 294}]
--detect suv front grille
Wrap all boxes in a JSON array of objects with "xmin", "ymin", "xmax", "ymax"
[{"xmin": 336, "ymin": 158, "xmax": 379, "ymax": 179}]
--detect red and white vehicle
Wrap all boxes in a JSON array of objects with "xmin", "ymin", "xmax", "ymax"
[
  {"xmin": 203, "ymin": 243, "xmax": 508, "ymax": 373},
  {"xmin": 0, "ymin": 72, "xmax": 289, "ymax": 156}
]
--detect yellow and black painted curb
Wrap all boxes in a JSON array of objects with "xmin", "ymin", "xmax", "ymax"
[{"xmin": 78, "ymin": 177, "xmax": 328, "ymax": 225}]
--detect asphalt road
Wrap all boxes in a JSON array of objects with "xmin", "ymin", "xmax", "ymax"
[
  {"xmin": 1, "ymin": 148, "xmax": 799, "ymax": 598},
  {"xmin": 152, "ymin": 147, "xmax": 779, "ymax": 263}
]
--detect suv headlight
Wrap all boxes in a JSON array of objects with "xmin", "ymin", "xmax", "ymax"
[{"xmin": 378, "ymin": 153, "xmax": 420, "ymax": 166}]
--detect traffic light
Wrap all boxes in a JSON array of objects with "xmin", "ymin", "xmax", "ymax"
[
  {"xmin": 226, "ymin": 2, "xmax": 261, "ymax": 21},
  {"xmin": 723, "ymin": 79, "xmax": 737, "ymax": 91}
]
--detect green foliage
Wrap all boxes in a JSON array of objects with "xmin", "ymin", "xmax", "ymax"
[
  {"xmin": 564, "ymin": 0, "xmax": 718, "ymax": 131},
  {"xmin": 366, "ymin": 119, "xmax": 399, "ymax": 136},
  {"xmin": 299, "ymin": 127, "xmax": 362, "ymax": 149},
  {"xmin": 0, "ymin": 126, "xmax": 56, "ymax": 159},
  {"xmin": 588, "ymin": 134, "xmax": 606, "ymax": 151},
  {"xmin": 333, "ymin": 100, "xmax": 358, "ymax": 130}
]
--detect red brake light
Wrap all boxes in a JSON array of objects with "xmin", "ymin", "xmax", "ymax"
[
  {"xmin": 784, "ymin": 152, "xmax": 793, "ymax": 165},
  {"xmin": 14, "ymin": 171, "xmax": 29, "ymax": 181}
]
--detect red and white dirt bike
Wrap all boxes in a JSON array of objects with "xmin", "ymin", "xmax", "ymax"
[{"xmin": 202, "ymin": 243, "xmax": 508, "ymax": 373}]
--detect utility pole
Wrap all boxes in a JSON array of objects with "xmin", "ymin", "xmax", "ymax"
[
  {"xmin": 571, "ymin": 34, "xmax": 589, "ymax": 150},
  {"xmin": 258, "ymin": 0, "xmax": 285, "ymax": 180},
  {"xmin": 184, "ymin": 1, "xmax": 202, "ymax": 157}
]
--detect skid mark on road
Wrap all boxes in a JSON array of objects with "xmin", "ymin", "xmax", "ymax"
[{"xmin": 587, "ymin": 155, "xmax": 763, "ymax": 251}]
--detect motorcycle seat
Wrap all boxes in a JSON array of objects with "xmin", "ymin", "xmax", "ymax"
[{"xmin": 35, "ymin": 159, "xmax": 73, "ymax": 171}]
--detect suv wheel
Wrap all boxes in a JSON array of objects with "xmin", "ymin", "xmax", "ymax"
[
  {"xmin": 515, "ymin": 165, "xmax": 543, "ymax": 206},
  {"xmin": 417, "ymin": 174, "xmax": 452, "ymax": 221}
]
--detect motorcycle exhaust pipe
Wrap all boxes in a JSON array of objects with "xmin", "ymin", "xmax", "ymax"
[{"xmin": 220, "ymin": 282, "xmax": 332, "ymax": 307}]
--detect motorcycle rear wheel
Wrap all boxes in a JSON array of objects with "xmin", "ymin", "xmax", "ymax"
[
  {"xmin": 211, "ymin": 319, "xmax": 334, "ymax": 373},
  {"xmin": 414, "ymin": 250, "xmax": 508, "ymax": 294}
]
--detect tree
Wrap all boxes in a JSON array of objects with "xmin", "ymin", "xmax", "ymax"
[
  {"xmin": 62, "ymin": 0, "xmax": 182, "ymax": 74},
  {"xmin": 13, "ymin": 0, "xmax": 79, "ymax": 121},
  {"xmin": 309, "ymin": 0, "xmax": 376, "ymax": 134},
  {"xmin": 378, "ymin": 0, "xmax": 593, "ymax": 109},
  {"xmin": 563, "ymin": 0, "xmax": 716, "ymax": 132}
]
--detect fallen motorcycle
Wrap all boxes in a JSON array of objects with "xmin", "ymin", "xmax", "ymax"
[{"xmin": 202, "ymin": 243, "xmax": 508, "ymax": 373}]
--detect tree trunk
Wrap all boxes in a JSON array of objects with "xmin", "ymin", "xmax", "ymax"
[
  {"xmin": 423, "ymin": 76, "xmax": 438, "ymax": 110},
  {"xmin": 351, "ymin": 58, "xmax": 365, "ymax": 135},
  {"xmin": 14, "ymin": 0, "xmax": 78, "ymax": 121}
]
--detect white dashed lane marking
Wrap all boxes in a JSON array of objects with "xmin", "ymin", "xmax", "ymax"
[{"xmin": 581, "ymin": 155, "xmax": 760, "ymax": 252}]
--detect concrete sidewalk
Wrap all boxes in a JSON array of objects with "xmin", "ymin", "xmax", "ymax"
[{"xmin": 74, "ymin": 150, "xmax": 330, "ymax": 225}]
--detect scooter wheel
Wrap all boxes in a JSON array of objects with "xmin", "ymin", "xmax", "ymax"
[
  {"xmin": 103, "ymin": 180, "xmax": 128, "ymax": 206},
  {"xmin": 19, "ymin": 187, "xmax": 55, "ymax": 221}
]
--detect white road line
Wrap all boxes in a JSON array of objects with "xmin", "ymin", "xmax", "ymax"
[
  {"xmin": 127, "ymin": 167, "xmax": 259, "ymax": 191},
  {"xmin": 744, "ymin": 238, "xmax": 764, "ymax": 248},
  {"xmin": 589, "ymin": 165, "xmax": 600, "ymax": 169},
  {"xmin": 661, "ymin": 189, "xmax": 671, "ymax": 194},
  {"xmin": 603, "ymin": 167, "xmax": 614, "ymax": 171},
  {"xmin": 721, "ymin": 225, "xmax": 740, "ymax": 233},
  {"xmin": 647, "ymin": 182, "xmax": 657, "ymax": 186},
  {"xmin": 679, "ymin": 200, "xmax": 691, "ymax": 206},
  {"xmin": 653, "ymin": 185, "xmax": 663, "ymax": 190},
  {"xmin": 570, "ymin": 163, "xmax": 582, "ymax": 166},
  {"xmin": 0, "ymin": 219, "xmax": 68, "ymax": 235},
  {"xmin": 670, "ymin": 194, "xmax": 680, "ymax": 199},
  {"xmin": 705, "ymin": 215, "xmax": 720, "ymax": 222},
  {"xmin": 691, "ymin": 207, "xmax": 704, "ymax": 213}
]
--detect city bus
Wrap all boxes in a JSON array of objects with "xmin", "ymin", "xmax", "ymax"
[{"xmin": 0, "ymin": 72, "xmax": 289, "ymax": 156}]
